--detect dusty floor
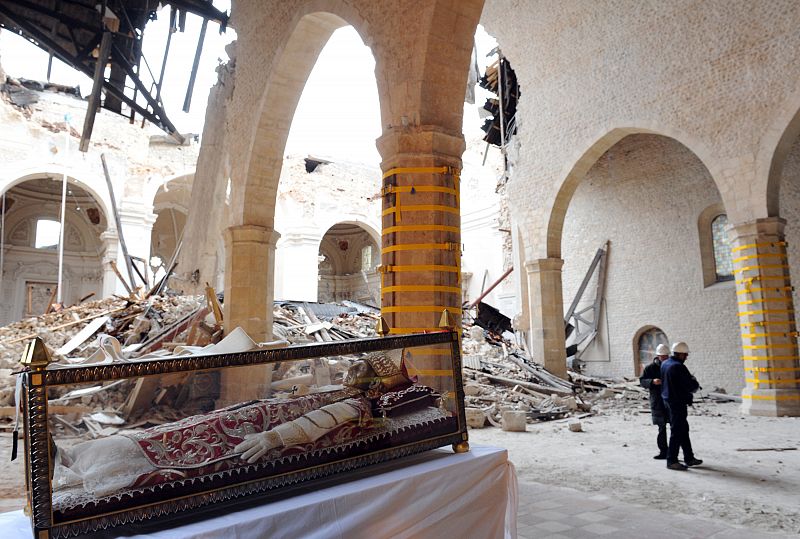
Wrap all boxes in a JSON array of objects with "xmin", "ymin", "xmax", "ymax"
[
  {"xmin": 1, "ymin": 399, "xmax": 798, "ymax": 536},
  {"xmin": 472, "ymin": 399, "xmax": 800, "ymax": 535}
]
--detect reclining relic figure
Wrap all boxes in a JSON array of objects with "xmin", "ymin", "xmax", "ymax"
[{"xmin": 52, "ymin": 349, "xmax": 445, "ymax": 502}]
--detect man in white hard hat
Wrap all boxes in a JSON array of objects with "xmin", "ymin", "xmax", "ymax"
[
  {"xmin": 660, "ymin": 341, "xmax": 702, "ymax": 470},
  {"xmin": 639, "ymin": 343, "xmax": 670, "ymax": 459}
]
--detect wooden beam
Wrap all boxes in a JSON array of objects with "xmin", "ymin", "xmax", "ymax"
[{"xmin": 80, "ymin": 31, "xmax": 112, "ymax": 152}]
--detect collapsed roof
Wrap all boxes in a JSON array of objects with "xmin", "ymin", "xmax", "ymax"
[{"xmin": 0, "ymin": 0, "xmax": 228, "ymax": 148}]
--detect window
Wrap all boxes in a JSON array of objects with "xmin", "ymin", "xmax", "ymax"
[
  {"xmin": 637, "ymin": 327, "xmax": 669, "ymax": 371},
  {"xmin": 711, "ymin": 214, "xmax": 733, "ymax": 282},
  {"xmin": 361, "ymin": 245, "xmax": 373, "ymax": 271},
  {"xmin": 34, "ymin": 219, "xmax": 60, "ymax": 250}
]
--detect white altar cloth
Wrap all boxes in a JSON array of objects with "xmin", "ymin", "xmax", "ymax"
[{"xmin": 0, "ymin": 444, "xmax": 517, "ymax": 539}]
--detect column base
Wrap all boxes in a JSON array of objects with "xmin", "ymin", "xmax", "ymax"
[{"xmin": 740, "ymin": 388, "xmax": 800, "ymax": 417}]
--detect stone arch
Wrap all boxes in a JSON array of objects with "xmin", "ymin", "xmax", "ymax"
[
  {"xmin": 232, "ymin": 6, "xmax": 372, "ymax": 229},
  {"xmin": 0, "ymin": 168, "xmax": 112, "ymax": 222},
  {"xmin": 545, "ymin": 126, "xmax": 724, "ymax": 259},
  {"xmin": 0, "ymin": 176, "xmax": 112, "ymax": 323},
  {"xmin": 150, "ymin": 173, "xmax": 194, "ymax": 266},
  {"xmin": 317, "ymin": 221, "xmax": 380, "ymax": 304},
  {"xmin": 761, "ymin": 88, "xmax": 800, "ymax": 218}
]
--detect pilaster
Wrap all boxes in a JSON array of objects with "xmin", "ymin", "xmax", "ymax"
[{"xmin": 730, "ymin": 217, "xmax": 800, "ymax": 416}]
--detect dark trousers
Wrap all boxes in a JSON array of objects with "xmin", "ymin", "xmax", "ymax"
[
  {"xmin": 656, "ymin": 423, "xmax": 668, "ymax": 455},
  {"xmin": 664, "ymin": 401, "xmax": 694, "ymax": 464}
]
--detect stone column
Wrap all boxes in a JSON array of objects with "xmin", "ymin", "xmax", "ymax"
[
  {"xmin": 99, "ymin": 229, "xmax": 120, "ymax": 297},
  {"xmin": 730, "ymin": 217, "xmax": 800, "ymax": 416},
  {"xmin": 118, "ymin": 204, "xmax": 157, "ymax": 291},
  {"xmin": 219, "ymin": 224, "xmax": 280, "ymax": 405},
  {"xmin": 525, "ymin": 258, "xmax": 567, "ymax": 378},
  {"xmin": 274, "ymin": 226, "xmax": 322, "ymax": 302},
  {"xmin": 377, "ymin": 127, "xmax": 464, "ymax": 394}
]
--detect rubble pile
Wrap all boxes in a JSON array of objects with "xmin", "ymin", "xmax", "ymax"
[
  {"xmin": 273, "ymin": 301, "xmax": 379, "ymax": 343},
  {"xmin": 460, "ymin": 321, "xmax": 649, "ymax": 430},
  {"xmin": 0, "ymin": 294, "xmax": 204, "ymax": 408}
]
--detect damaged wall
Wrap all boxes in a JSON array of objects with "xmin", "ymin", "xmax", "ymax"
[{"xmin": 0, "ymin": 72, "xmax": 198, "ymax": 324}]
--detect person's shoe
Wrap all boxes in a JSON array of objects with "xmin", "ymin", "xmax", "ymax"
[
  {"xmin": 653, "ymin": 453, "xmax": 668, "ymax": 460},
  {"xmin": 685, "ymin": 458, "xmax": 703, "ymax": 467},
  {"xmin": 667, "ymin": 462, "xmax": 688, "ymax": 471}
]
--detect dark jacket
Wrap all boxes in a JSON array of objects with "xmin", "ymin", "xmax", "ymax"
[
  {"xmin": 660, "ymin": 356, "xmax": 700, "ymax": 406},
  {"xmin": 639, "ymin": 358, "xmax": 667, "ymax": 423}
]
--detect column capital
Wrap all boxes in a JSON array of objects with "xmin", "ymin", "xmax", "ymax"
[
  {"xmin": 377, "ymin": 125, "xmax": 465, "ymax": 170},
  {"xmin": 224, "ymin": 224, "xmax": 280, "ymax": 247},
  {"xmin": 728, "ymin": 216, "xmax": 787, "ymax": 240},
  {"xmin": 525, "ymin": 258, "xmax": 564, "ymax": 274}
]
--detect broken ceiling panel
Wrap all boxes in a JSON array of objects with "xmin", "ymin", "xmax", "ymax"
[{"xmin": 0, "ymin": 0, "xmax": 228, "ymax": 149}]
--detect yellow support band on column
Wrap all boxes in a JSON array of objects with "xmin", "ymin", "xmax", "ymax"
[
  {"xmin": 382, "ymin": 166, "xmax": 453, "ymax": 179},
  {"xmin": 745, "ymin": 367, "xmax": 800, "ymax": 373},
  {"xmin": 736, "ymin": 275, "xmax": 787, "ymax": 285},
  {"xmin": 382, "ymin": 264, "xmax": 461, "ymax": 273},
  {"xmin": 383, "ymin": 305, "xmax": 463, "ymax": 314},
  {"xmin": 742, "ymin": 394, "xmax": 800, "ymax": 401},
  {"xmin": 741, "ymin": 355, "xmax": 800, "ymax": 361},
  {"xmin": 732, "ymin": 241, "xmax": 787, "ymax": 253},
  {"xmin": 743, "ymin": 343, "xmax": 798, "ymax": 350},
  {"xmin": 382, "ymin": 185, "xmax": 458, "ymax": 196},
  {"xmin": 383, "ymin": 224, "xmax": 460, "ymax": 235},
  {"xmin": 738, "ymin": 309, "xmax": 794, "ymax": 316},
  {"xmin": 742, "ymin": 332, "xmax": 796, "ymax": 338},
  {"xmin": 732, "ymin": 253, "xmax": 787, "ymax": 263},
  {"xmin": 738, "ymin": 297, "xmax": 792, "ymax": 306},
  {"xmin": 388, "ymin": 327, "xmax": 442, "ymax": 334},
  {"xmin": 382, "ymin": 285, "xmax": 462, "ymax": 294},
  {"xmin": 746, "ymin": 378, "xmax": 800, "ymax": 385},
  {"xmin": 409, "ymin": 348, "xmax": 452, "ymax": 356},
  {"xmin": 740, "ymin": 320, "xmax": 794, "ymax": 328},
  {"xmin": 383, "ymin": 204, "xmax": 460, "ymax": 216},
  {"xmin": 382, "ymin": 242, "xmax": 459, "ymax": 254},
  {"xmin": 415, "ymin": 370, "xmax": 453, "ymax": 377},
  {"xmin": 737, "ymin": 287, "xmax": 793, "ymax": 295},
  {"xmin": 733, "ymin": 264, "xmax": 790, "ymax": 274}
]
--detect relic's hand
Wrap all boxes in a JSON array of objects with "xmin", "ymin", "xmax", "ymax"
[
  {"xmin": 653, "ymin": 379, "xmax": 662, "ymax": 385},
  {"xmin": 235, "ymin": 431, "xmax": 280, "ymax": 463}
]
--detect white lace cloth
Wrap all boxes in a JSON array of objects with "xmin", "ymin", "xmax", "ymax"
[{"xmin": 51, "ymin": 327, "xmax": 288, "ymax": 367}]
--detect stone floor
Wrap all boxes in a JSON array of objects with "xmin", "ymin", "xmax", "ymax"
[{"xmin": 516, "ymin": 481, "xmax": 794, "ymax": 539}]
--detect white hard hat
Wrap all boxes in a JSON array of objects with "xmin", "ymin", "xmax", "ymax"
[
  {"xmin": 671, "ymin": 341, "xmax": 690, "ymax": 354},
  {"xmin": 656, "ymin": 344, "xmax": 670, "ymax": 356}
]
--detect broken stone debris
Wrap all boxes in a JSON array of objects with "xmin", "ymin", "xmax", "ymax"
[
  {"xmin": 460, "ymin": 317, "xmax": 653, "ymax": 430},
  {"xmin": 0, "ymin": 297, "xmax": 382, "ymax": 440}
]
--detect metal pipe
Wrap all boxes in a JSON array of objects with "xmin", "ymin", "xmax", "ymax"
[
  {"xmin": 467, "ymin": 267, "xmax": 513, "ymax": 308},
  {"xmin": 183, "ymin": 17, "xmax": 208, "ymax": 113},
  {"xmin": 56, "ymin": 120, "xmax": 69, "ymax": 304},
  {"xmin": 0, "ymin": 192, "xmax": 6, "ymax": 302}
]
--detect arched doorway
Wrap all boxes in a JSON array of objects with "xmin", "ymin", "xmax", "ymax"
[
  {"xmin": 317, "ymin": 222, "xmax": 380, "ymax": 305},
  {"xmin": 0, "ymin": 176, "xmax": 110, "ymax": 324},
  {"xmin": 150, "ymin": 174, "xmax": 192, "ymax": 279},
  {"xmin": 552, "ymin": 133, "xmax": 739, "ymax": 387}
]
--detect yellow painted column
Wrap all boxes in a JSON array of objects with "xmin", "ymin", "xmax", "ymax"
[
  {"xmin": 730, "ymin": 217, "xmax": 800, "ymax": 416},
  {"xmin": 377, "ymin": 128, "xmax": 464, "ymax": 394},
  {"xmin": 525, "ymin": 258, "xmax": 568, "ymax": 378},
  {"xmin": 219, "ymin": 224, "xmax": 280, "ymax": 405}
]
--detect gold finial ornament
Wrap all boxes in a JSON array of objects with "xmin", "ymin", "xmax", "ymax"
[
  {"xmin": 376, "ymin": 317, "xmax": 390, "ymax": 337},
  {"xmin": 20, "ymin": 338, "xmax": 51, "ymax": 370},
  {"xmin": 438, "ymin": 309, "xmax": 455, "ymax": 329}
]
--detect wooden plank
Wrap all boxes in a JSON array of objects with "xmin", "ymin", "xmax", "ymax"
[
  {"xmin": 55, "ymin": 315, "xmax": 109, "ymax": 356},
  {"xmin": 1, "ymin": 306, "xmax": 127, "ymax": 345},
  {"xmin": 0, "ymin": 405, "xmax": 91, "ymax": 417}
]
